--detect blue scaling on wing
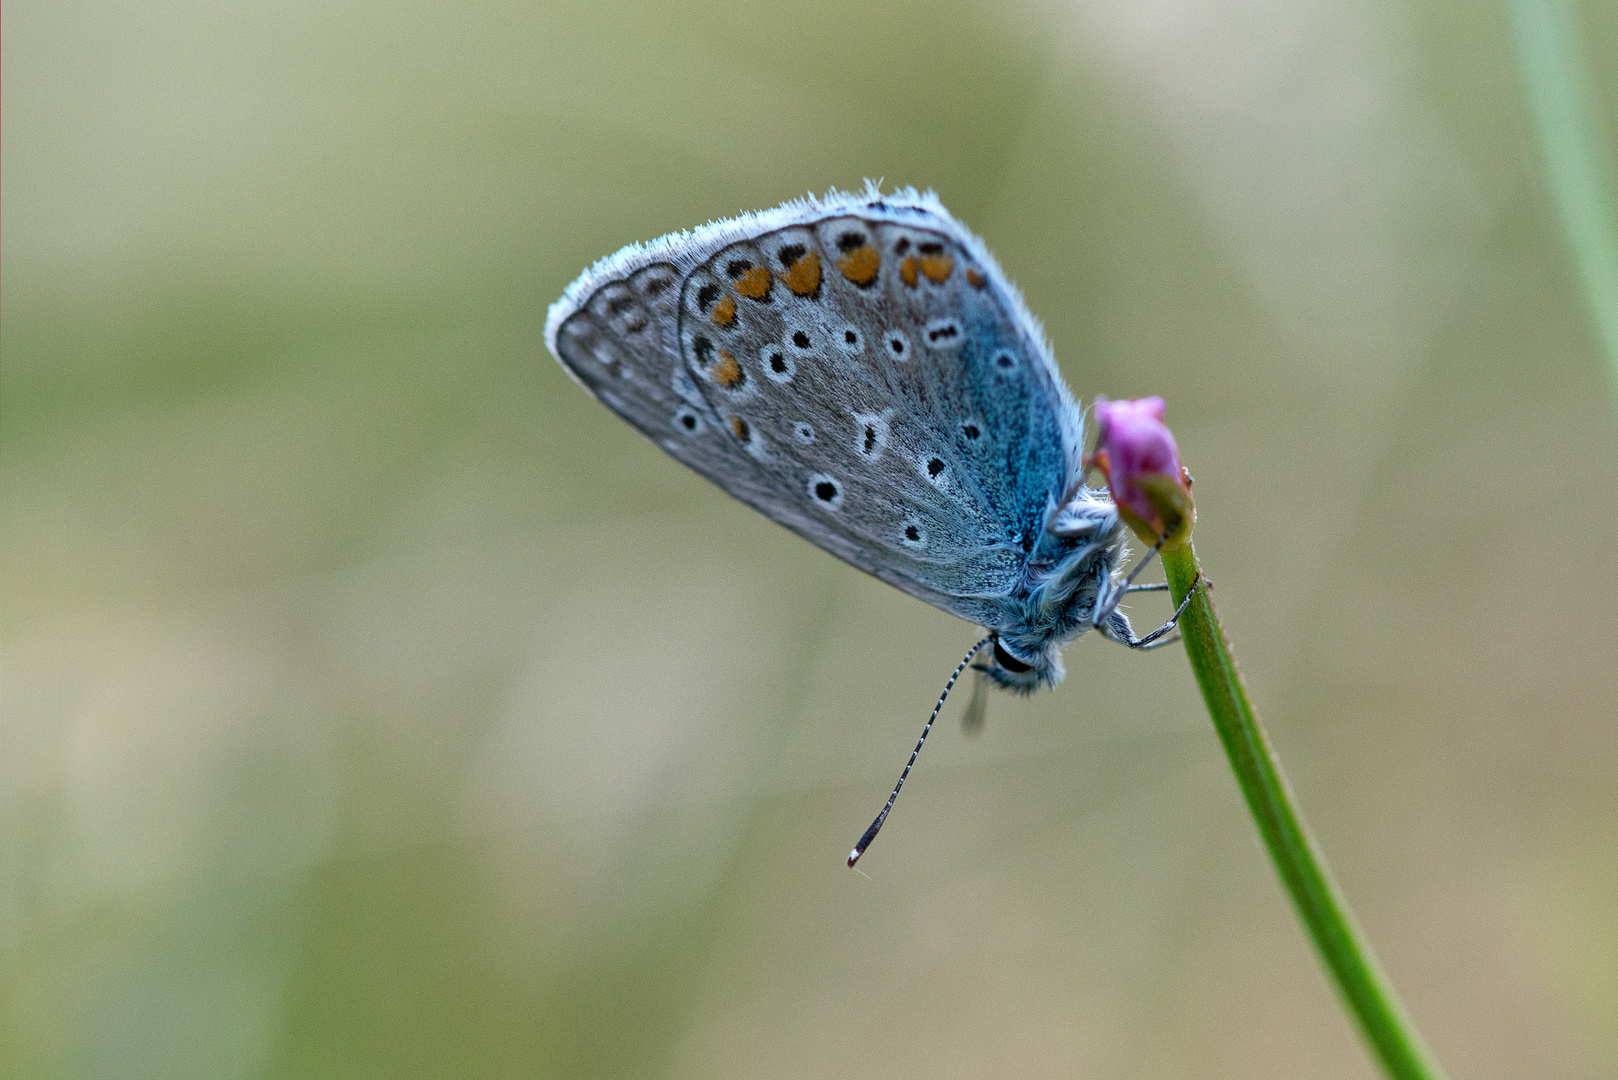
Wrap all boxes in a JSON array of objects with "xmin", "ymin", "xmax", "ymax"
[{"xmin": 546, "ymin": 185, "xmax": 1125, "ymax": 688}]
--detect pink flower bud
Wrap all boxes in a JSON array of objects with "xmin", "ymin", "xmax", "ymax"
[{"xmin": 1089, "ymin": 396, "xmax": 1195, "ymax": 549}]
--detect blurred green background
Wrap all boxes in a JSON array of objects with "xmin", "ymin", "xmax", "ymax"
[{"xmin": 5, "ymin": 0, "xmax": 1617, "ymax": 1077}]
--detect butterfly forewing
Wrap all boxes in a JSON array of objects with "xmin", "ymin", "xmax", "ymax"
[
  {"xmin": 549, "ymin": 191, "xmax": 1084, "ymax": 626},
  {"xmin": 551, "ymin": 261, "xmax": 791, "ymax": 517}
]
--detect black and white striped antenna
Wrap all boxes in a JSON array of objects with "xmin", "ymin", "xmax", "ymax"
[{"xmin": 848, "ymin": 636, "xmax": 992, "ymax": 867}]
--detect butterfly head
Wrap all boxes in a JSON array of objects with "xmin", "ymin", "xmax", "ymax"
[{"xmin": 976, "ymin": 634, "xmax": 1063, "ymax": 695}]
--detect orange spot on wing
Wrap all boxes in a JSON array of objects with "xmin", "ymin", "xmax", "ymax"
[
  {"xmin": 730, "ymin": 416, "xmax": 750, "ymax": 441},
  {"xmin": 900, "ymin": 255, "xmax": 918, "ymax": 287},
  {"xmin": 966, "ymin": 268, "xmax": 986, "ymax": 289},
  {"xmin": 710, "ymin": 295, "xmax": 736, "ymax": 326},
  {"xmin": 837, "ymin": 246, "xmax": 880, "ymax": 286},
  {"xmin": 783, "ymin": 250, "xmax": 821, "ymax": 296},
  {"xmin": 919, "ymin": 253, "xmax": 953, "ymax": 284},
  {"xmin": 735, "ymin": 266, "xmax": 772, "ymax": 300},
  {"xmin": 712, "ymin": 351, "xmax": 745, "ymax": 389}
]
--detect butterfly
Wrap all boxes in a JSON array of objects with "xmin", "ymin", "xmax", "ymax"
[{"xmin": 546, "ymin": 184, "xmax": 1188, "ymax": 863}]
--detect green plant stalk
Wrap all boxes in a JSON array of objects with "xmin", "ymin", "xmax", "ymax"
[
  {"xmin": 1509, "ymin": 0, "xmax": 1618, "ymax": 400},
  {"xmin": 1162, "ymin": 543, "xmax": 1447, "ymax": 1080}
]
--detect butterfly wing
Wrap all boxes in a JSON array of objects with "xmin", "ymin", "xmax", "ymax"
[
  {"xmin": 546, "ymin": 253, "xmax": 793, "ymax": 519},
  {"xmin": 547, "ymin": 188, "xmax": 1085, "ymax": 627}
]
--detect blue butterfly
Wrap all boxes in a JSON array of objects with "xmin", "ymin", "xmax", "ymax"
[{"xmin": 547, "ymin": 185, "xmax": 1187, "ymax": 862}]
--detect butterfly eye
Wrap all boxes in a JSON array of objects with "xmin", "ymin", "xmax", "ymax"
[{"xmin": 992, "ymin": 639, "xmax": 1033, "ymax": 674}]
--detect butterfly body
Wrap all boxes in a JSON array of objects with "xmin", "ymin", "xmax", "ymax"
[{"xmin": 546, "ymin": 185, "xmax": 1133, "ymax": 692}]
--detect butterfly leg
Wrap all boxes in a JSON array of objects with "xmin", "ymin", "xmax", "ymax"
[
  {"xmin": 1093, "ymin": 533, "xmax": 1168, "ymax": 630},
  {"xmin": 1099, "ymin": 576, "xmax": 1198, "ymax": 650},
  {"xmin": 1124, "ymin": 582, "xmax": 1170, "ymax": 593},
  {"xmin": 959, "ymin": 668, "xmax": 990, "ymax": 735}
]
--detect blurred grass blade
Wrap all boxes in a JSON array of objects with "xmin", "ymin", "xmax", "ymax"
[
  {"xmin": 1509, "ymin": 0, "xmax": 1618, "ymax": 403},
  {"xmin": 1162, "ymin": 544, "xmax": 1449, "ymax": 1080}
]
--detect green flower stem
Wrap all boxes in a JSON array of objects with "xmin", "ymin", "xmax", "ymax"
[
  {"xmin": 1509, "ymin": 0, "xmax": 1618, "ymax": 401},
  {"xmin": 1162, "ymin": 543, "xmax": 1448, "ymax": 1080}
]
